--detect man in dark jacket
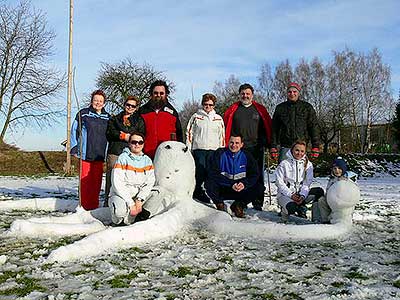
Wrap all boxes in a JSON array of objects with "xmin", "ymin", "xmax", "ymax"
[
  {"xmin": 271, "ymin": 82, "xmax": 320, "ymax": 162},
  {"xmin": 223, "ymin": 83, "xmax": 272, "ymax": 211},
  {"xmin": 204, "ymin": 134, "xmax": 264, "ymax": 218},
  {"xmin": 139, "ymin": 80, "xmax": 183, "ymax": 158}
]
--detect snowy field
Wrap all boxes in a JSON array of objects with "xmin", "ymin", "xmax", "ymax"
[{"xmin": 0, "ymin": 175, "xmax": 399, "ymax": 300}]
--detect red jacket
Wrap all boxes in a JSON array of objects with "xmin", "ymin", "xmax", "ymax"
[
  {"xmin": 139, "ymin": 101, "xmax": 183, "ymax": 158},
  {"xmin": 223, "ymin": 101, "xmax": 272, "ymax": 147}
]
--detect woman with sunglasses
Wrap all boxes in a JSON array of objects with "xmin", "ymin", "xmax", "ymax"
[
  {"xmin": 105, "ymin": 96, "xmax": 146, "ymax": 206},
  {"xmin": 186, "ymin": 93, "xmax": 225, "ymax": 203},
  {"xmin": 109, "ymin": 132, "xmax": 155, "ymax": 225}
]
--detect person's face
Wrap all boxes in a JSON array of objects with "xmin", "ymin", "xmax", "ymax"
[
  {"xmin": 202, "ymin": 100, "xmax": 215, "ymax": 113},
  {"xmin": 151, "ymin": 86, "xmax": 167, "ymax": 102},
  {"xmin": 129, "ymin": 134, "xmax": 144, "ymax": 155},
  {"xmin": 332, "ymin": 166, "xmax": 343, "ymax": 177},
  {"xmin": 124, "ymin": 100, "xmax": 138, "ymax": 115},
  {"xmin": 228, "ymin": 136, "xmax": 244, "ymax": 153},
  {"xmin": 287, "ymin": 87, "xmax": 300, "ymax": 102},
  {"xmin": 291, "ymin": 143, "xmax": 306, "ymax": 160},
  {"xmin": 240, "ymin": 88, "xmax": 253, "ymax": 106},
  {"xmin": 91, "ymin": 94, "xmax": 105, "ymax": 112}
]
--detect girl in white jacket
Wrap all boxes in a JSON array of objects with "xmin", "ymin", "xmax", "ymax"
[
  {"xmin": 109, "ymin": 133, "xmax": 155, "ymax": 225},
  {"xmin": 186, "ymin": 93, "xmax": 225, "ymax": 202},
  {"xmin": 276, "ymin": 140, "xmax": 322, "ymax": 221}
]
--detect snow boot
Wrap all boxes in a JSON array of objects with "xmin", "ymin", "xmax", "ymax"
[{"xmin": 230, "ymin": 202, "xmax": 245, "ymax": 218}]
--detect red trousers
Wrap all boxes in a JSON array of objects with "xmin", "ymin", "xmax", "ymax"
[{"xmin": 80, "ymin": 160, "xmax": 104, "ymax": 210}]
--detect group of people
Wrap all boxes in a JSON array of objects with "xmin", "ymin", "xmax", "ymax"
[{"xmin": 70, "ymin": 79, "xmax": 354, "ymax": 225}]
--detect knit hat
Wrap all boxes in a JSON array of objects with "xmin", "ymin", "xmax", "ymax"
[
  {"xmin": 287, "ymin": 82, "xmax": 301, "ymax": 92},
  {"xmin": 332, "ymin": 157, "xmax": 347, "ymax": 174}
]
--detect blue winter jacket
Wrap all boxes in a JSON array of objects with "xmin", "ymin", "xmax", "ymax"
[
  {"xmin": 70, "ymin": 106, "xmax": 110, "ymax": 161},
  {"xmin": 208, "ymin": 147, "xmax": 259, "ymax": 189}
]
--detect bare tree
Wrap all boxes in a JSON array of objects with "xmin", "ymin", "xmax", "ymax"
[
  {"xmin": 358, "ymin": 48, "xmax": 394, "ymax": 153},
  {"xmin": 257, "ymin": 62, "xmax": 277, "ymax": 114},
  {"xmin": 0, "ymin": 1, "xmax": 65, "ymax": 142},
  {"xmin": 179, "ymin": 99, "xmax": 200, "ymax": 142},
  {"xmin": 96, "ymin": 57, "xmax": 174, "ymax": 114},
  {"xmin": 212, "ymin": 74, "xmax": 241, "ymax": 115},
  {"xmin": 272, "ymin": 60, "xmax": 294, "ymax": 104}
]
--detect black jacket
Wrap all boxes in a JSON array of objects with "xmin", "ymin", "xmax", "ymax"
[
  {"xmin": 106, "ymin": 111, "xmax": 146, "ymax": 156},
  {"xmin": 272, "ymin": 100, "xmax": 320, "ymax": 148}
]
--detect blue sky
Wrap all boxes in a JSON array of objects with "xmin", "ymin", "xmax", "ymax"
[{"xmin": 4, "ymin": 0, "xmax": 400, "ymax": 150}]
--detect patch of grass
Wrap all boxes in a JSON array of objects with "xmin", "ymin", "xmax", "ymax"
[
  {"xmin": 165, "ymin": 293, "xmax": 177, "ymax": 300},
  {"xmin": 0, "ymin": 270, "xmax": 20, "ymax": 284},
  {"xmin": 251, "ymin": 292, "xmax": 276, "ymax": 300},
  {"xmin": 217, "ymin": 255, "xmax": 233, "ymax": 264},
  {"xmin": 108, "ymin": 270, "xmax": 142, "ymax": 288},
  {"xmin": 168, "ymin": 266, "xmax": 193, "ymax": 278},
  {"xmin": 345, "ymin": 270, "xmax": 369, "ymax": 280},
  {"xmin": 393, "ymin": 280, "xmax": 400, "ymax": 288},
  {"xmin": 316, "ymin": 264, "xmax": 332, "ymax": 271},
  {"xmin": 331, "ymin": 281, "xmax": 346, "ymax": 288},
  {"xmin": 0, "ymin": 276, "xmax": 47, "ymax": 297},
  {"xmin": 282, "ymin": 292, "xmax": 305, "ymax": 300},
  {"xmin": 304, "ymin": 271, "xmax": 322, "ymax": 279},
  {"xmin": 200, "ymin": 267, "xmax": 219, "ymax": 275}
]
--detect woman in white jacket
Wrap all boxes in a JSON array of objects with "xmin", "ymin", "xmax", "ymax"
[
  {"xmin": 109, "ymin": 132, "xmax": 155, "ymax": 225},
  {"xmin": 276, "ymin": 140, "xmax": 323, "ymax": 221},
  {"xmin": 186, "ymin": 93, "xmax": 225, "ymax": 202}
]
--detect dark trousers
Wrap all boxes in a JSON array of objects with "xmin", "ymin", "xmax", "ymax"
[
  {"xmin": 205, "ymin": 178, "xmax": 265, "ymax": 209},
  {"xmin": 244, "ymin": 145, "xmax": 266, "ymax": 207},
  {"xmin": 192, "ymin": 149, "xmax": 214, "ymax": 201}
]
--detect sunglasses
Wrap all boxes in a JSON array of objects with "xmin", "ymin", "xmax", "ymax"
[
  {"xmin": 125, "ymin": 103, "xmax": 138, "ymax": 108},
  {"xmin": 130, "ymin": 140, "xmax": 144, "ymax": 145},
  {"xmin": 203, "ymin": 103, "xmax": 214, "ymax": 107}
]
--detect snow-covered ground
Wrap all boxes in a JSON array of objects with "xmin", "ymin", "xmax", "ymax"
[{"xmin": 0, "ymin": 175, "xmax": 399, "ymax": 300}]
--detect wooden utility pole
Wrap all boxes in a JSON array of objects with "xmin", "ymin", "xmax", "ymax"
[{"xmin": 65, "ymin": 0, "xmax": 74, "ymax": 174}]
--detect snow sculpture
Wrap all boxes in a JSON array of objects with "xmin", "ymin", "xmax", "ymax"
[
  {"xmin": 6, "ymin": 141, "xmax": 361, "ymax": 262},
  {"xmin": 327, "ymin": 179, "xmax": 360, "ymax": 225}
]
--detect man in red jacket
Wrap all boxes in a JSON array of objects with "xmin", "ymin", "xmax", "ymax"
[
  {"xmin": 139, "ymin": 80, "xmax": 183, "ymax": 158},
  {"xmin": 224, "ymin": 83, "xmax": 272, "ymax": 210}
]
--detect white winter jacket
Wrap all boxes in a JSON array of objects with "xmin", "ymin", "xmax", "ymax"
[
  {"xmin": 110, "ymin": 148, "xmax": 155, "ymax": 207},
  {"xmin": 275, "ymin": 151, "xmax": 314, "ymax": 199},
  {"xmin": 186, "ymin": 109, "xmax": 225, "ymax": 151}
]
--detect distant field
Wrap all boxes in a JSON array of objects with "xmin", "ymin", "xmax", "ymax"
[{"xmin": 0, "ymin": 142, "xmax": 79, "ymax": 176}]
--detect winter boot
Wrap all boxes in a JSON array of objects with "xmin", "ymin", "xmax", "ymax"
[
  {"xmin": 230, "ymin": 202, "xmax": 245, "ymax": 218},
  {"xmin": 296, "ymin": 205, "xmax": 308, "ymax": 219},
  {"xmin": 215, "ymin": 202, "xmax": 226, "ymax": 211},
  {"xmin": 133, "ymin": 208, "xmax": 151, "ymax": 223}
]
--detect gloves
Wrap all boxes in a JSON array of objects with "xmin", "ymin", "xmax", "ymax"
[
  {"xmin": 270, "ymin": 148, "xmax": 279, "ymax": 160},
  {"xmin": 310, "ymin": 147, "xmax": 320, "ymax": 159}
]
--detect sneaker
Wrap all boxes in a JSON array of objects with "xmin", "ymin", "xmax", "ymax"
[
  {"xmin": 230, "ymin": 202, "xmax": 245, "ymax": 218},
  {"xmin": 215, "ymin": 203, "xmax": 226, "ymax": 211}
]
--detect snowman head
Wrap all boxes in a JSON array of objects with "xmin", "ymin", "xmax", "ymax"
[{"xmin": 153, "ymin": 141, "xmax": 195, "ymax": 197}]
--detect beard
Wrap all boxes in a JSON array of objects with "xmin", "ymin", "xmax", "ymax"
[{"xmin": 150, "ymin": 97, "xmax": 165, "ymax": 110}]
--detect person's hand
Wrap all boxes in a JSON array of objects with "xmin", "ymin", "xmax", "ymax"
[
  {"xmin": 291, "ymin": 193, "xmax": 304, "ymax": 204},
  {"xmin": 232, "ymin": 182, "xmax": 244, "ymax": 192},
  {"xmin": 310, "ymin": 147, "xmax": 320, "ymax": 159},
  {"xmin": 270, "ymin": 148, "xmax": 279, "ymax": 160},
  {"xmin": 130, "ymin": 199, "xmax": 143, "ymax": 216},
  {"xmin": 121, "ymin": 131, "xmax": 130, "ymax": 142}
]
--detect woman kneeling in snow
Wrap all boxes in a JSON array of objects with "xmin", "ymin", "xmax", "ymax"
[
  {"xmin": 276, "ymin": 140, "xmax": 324, "ymax": 221},
  {"xmin": 109, "ymin": 132, "xmax": 155, "ymax": 225},
  {"xmin": 315, "ymin": 157, "xmax": 358, "ymax": 224}
]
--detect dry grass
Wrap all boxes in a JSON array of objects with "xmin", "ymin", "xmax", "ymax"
[{"xmin": 0, "ymin": 141, "xmax": 80, "ymax": 176}]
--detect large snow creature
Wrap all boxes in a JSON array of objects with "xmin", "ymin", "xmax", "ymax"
[
  {"xmin": 326, "ymin": 179, "xmax": 360, "ymax": 224},
  {"xmin": 6, "ymin": 141, "xmax": 360, "ymax": 263}
]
